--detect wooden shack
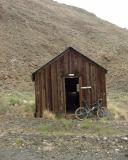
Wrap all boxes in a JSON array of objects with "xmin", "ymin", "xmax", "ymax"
[{"xmin": 32, "ymin": 47, "xmax": 107, "ymax": 117}]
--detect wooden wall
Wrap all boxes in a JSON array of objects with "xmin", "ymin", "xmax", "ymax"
[{"xmin": 34, "ymin": 49, "xmax": 107, "ymax": 117}]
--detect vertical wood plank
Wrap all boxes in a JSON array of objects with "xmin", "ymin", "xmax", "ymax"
[
  {"xmin": 41, "ymin": 69, "xmax": 46, "ymax": 115},
  {"xmin": 60, "ymin": 57, "xmax": 65, "ymax": 113},
  {"xmin": 51, "ymin": 62, "xmax": 58, "ymax": 113},
  {"xmin": 56, "ymin": 59, "xmax": 62, "ymax": 114},
  {"xmin": 35, "ymin": 73, "xmax": 40, "ymax": 117},
  {"xmin": 38, "ymin": 72, "xmax": 42, "ymax": 117},
  {"xmin": 34, "ymin": 73, "xmax": 38, "ymax": 117},
  {"xmin": 45, "ymin": 66, "xmax": 52, "ymax": 111},
  {"xmin": 64, "ymin": 53, "xmax": 69, "ymax": 75},
  {"xmin": 104, "ymin": 73, "xmax": 107, "ymax": 107},
  {"xmin": 63, "ymin": 77, "xmax": 66, "ymax": 115},
  {"xmin": 79, "ymin": 76, "xmax": 83, "ymax": 107}
]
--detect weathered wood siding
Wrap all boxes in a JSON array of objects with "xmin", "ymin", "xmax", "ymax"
[{"xmin": 34, "ymin": 49, "xmax": 107, "ymax": 117}]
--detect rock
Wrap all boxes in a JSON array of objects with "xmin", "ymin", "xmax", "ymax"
[
  {"xmin": 125, "ymin": 154, "xmax": 128, "ymax": 157},
  {"xmin": 0, "ymin": 132, "xmax": 6, "ymax": 138},
  {"xmin": 121, "ymin": 137, "xmax": 128, "ymax": 141},
  {"xmin": 115, "ymin": 138, "xmax": 118, "ymax": 142},
  {"xmin": 42, "ymin": 143, "xmax": 54, "ymax": 152},
  {"xmin": 103, "ymin": 137, "xmax": 107, "ymax": 141},
  {"xmin": 12, "ymin": 143, "xmax": 16, "ymax": 146},
  {"xmin": 120, "ymin": 145, "xmax": 123, "ymax": 149},
  {"xmin": 115, "ymin": 148, "xmax": 119, "ymax": 152},
  {"xmin": 82, "ymin": 135, "xmax": 86, "ymax": 140}
]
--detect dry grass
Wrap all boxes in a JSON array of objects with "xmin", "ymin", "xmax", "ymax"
[
  {"xmin": 43, "ymin": 110, "xmax": 56, "ymax": 120},
  {"xmin": 107, "ymin": 93, "xmax": 128, "ymax": 121},
  {"xmin": 0, "ymin": 92, "xmax": 127, "ymax": 137},
  {"xmin": 108, "ymin": 102, "xmax": 128, "ymax": 121},
  {"xmin": 0, "ymin": 92, "xmax": 35, "ymax": 118},
  {"xmin": 38, "ymin": 117, "xmax": 128, "ymax": 136}
]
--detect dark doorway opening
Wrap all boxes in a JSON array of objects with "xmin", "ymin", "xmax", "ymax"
[{"xmin": 65, "ymin": 77, "xmax": 80, "ymax": 113}]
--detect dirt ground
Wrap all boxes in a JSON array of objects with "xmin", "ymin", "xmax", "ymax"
[{"xmin": 0, "ymin": 114, "xmax": 128, "ymax": 160}]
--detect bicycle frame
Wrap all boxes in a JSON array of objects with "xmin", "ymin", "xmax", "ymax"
[
  {"xmin": 75, "ymin": 99, "xmax": 106, "ymax": 120},
  {"xmin": 83, "ymin": 100, "xmax": 101, "ymax": 116}
]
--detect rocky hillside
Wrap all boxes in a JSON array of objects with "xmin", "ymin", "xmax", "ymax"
[{"xmin": 0, "ymin": 0, "xmax": 128, "ymax": 93}]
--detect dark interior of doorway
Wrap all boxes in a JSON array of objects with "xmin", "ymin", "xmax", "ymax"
[{"xmin": 65, "ymin": 77, "xmax": 80, "ymax": 113}]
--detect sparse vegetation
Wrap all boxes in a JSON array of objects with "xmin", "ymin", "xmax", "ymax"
[
  {"xmin": 0, "ymin": 91, "xmax": 127, "ymax": 138},
  {"xmin": 38, "ymin": 117, "xmax": 127, "ymax": 136},
  {"xmin": 15, "ymin": 138, "xmax": 23, "ymax": 147},
  {"xmin": 108, "ymin": 92, "xmax": 128, "ymax": 121},
  {"xmin": 81, "ymin": 119, "xmax": 93, "ymax": 129},
  {"xmin": 0, "ymin": 91, "xmax": 35, "ymax": 117},
  {"xmin": 108, "ymin": 103, "xmax": 128, "ymax": 121},
  {"xmin": 9, "ymin": 95, "xmax": 22, "ymax": 106},
  {"xmin": 0, "ymin": 92, "xmax": 127, "ymax": 160}
]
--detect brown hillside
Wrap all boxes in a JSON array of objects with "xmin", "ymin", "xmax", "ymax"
[{"xmin": 0, "ymin": 0, "xmax": 128, "ymax": 93}]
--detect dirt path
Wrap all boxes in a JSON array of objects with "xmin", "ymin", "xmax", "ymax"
[
  {"xmin": 0, "ymin": 115, "xmax": 128, "ymax": 160},
  {"xmin": 0, "ymin": 148, "xmax": 127, "ymax": 160},
  {"xmin": 0, "ymin": 139, "xmax": 127, "ymax": 160},
  {"xmin": 0, "ymin": 148, "xmax": 43, "ymax": 160}
]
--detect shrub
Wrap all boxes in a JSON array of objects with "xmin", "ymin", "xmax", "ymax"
[
  {"xmin": 9, "ymin": 95, "xmax": 22, "ymax": 106},
  {"xmin": 43, "ymin": 110, "xmax": 55, "ymax": 120},
  {"xmin": 108, "ymin": 101, "xmax": 128, "ymax": 121}
]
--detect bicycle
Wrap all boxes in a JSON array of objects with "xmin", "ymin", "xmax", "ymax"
[{"xmin": 75, "ymin": 99, "xmax": 107, "ymax": 120}]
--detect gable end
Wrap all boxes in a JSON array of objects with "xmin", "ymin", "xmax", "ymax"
[{"xmin": 32, "ymin": 47, "xmax": 107, "ymax": 81}]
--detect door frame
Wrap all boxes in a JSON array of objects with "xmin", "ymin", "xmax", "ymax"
[{"xmin": 63, "ymin": 76, "xmax": 82, "ymax": 115}]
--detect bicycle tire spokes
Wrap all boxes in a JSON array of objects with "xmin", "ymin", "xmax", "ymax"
[{"xmin": 75, "ymin": 99, "xmax": 106, "ymax": 120}]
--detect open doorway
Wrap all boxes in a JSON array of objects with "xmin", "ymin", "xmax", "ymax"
[{"xmin": 65, "ymin": 77, "xmax": 80, "ymax": 113}]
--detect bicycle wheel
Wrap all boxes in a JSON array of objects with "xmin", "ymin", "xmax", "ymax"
[
  {"xmin": 97, "ymin": 107, "xmax": 105, "ymax": 118},
  {"xmin": 75, "ymin": 107, "xmax": 88, "ymax": 120}
]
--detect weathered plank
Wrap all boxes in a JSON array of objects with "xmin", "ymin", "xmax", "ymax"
[{"xmin": 40, "ymin": 69, "xmax": 46, "ymax": 115}]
